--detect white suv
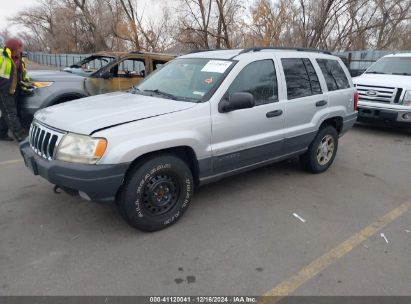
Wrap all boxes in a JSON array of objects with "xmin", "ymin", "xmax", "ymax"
[
  {"xmin": 353, "ymin": 53, "xmax": 411, "ymax": 125},
  {"xmin": 20, "ymin": 48, "xmax": 357, "ymax": 231}
]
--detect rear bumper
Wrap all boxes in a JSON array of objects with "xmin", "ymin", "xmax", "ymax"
[
  {"xmin": 357, "ymin": 105, "xmax": 411, "ymax": 125},
  {"xmin": 19, "ymin": 140, "xmax": 130, "ymax": 203},
  {"xmin": 340, "ymin": 112, "xmax": 358, "ymax": 136}
]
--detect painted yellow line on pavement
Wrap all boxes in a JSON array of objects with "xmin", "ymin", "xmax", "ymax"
[
  {"xmin": 261, "ymin": 201, "xmax": 411, "ymax": 303},
  {"xmin": 0, "ymin": 159, "xmax": 23, "ymax": 166}
]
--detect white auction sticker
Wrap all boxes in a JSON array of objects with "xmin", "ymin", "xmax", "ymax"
[
  {"xmin": 193, "ymin": 91, "xmax": 205, "ymax": 96},
  {"xmin": 201, "ymin": 60, "xmax": 232, "ymax": 73}
]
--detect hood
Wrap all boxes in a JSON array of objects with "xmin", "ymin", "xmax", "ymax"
[
  {"xmin": 353, "ymin": 73, "xmax": 411, "ymax": 89},
  {"xmin": 34, "ymin": 92, "xmax": 197, "ymax": 134},
  {"xmin": 29, "ymin": 70, "xmax": 85, "ymax": 82}
]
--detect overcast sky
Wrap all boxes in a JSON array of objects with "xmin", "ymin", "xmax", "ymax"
[
  {"xmin": 0, "ymin": 0, "xmax": 163, "ymax": 36},
  {"xmin": 0, "ymin": 0, "xmax": 37, "ymax": 34}
]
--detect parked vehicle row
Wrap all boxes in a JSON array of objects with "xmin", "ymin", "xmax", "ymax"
[
  {"xmin": 19, "ymin": 51, "xmax": 175, "ymax": 126},
  {"xmin": 20, "ymin": 48, "xmax": 358, "ymax": 231}
]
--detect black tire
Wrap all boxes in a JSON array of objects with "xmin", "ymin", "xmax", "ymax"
[
  {"xmin": 117, "ymin": 154, "xmax": 194, "ymax": 232},
  {"xmin": 300, "ymin": 125, "xmax": 339, "ymax": 173}
]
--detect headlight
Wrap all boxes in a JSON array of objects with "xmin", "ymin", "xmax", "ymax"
[
  {"xmin": 403, "ymin": 91, "xmax": 411, "ymax": 106},
  {"xmin": 56, "ymin": 133, "xmax": 107, "ymax": 164},
  {"xmin": 32, "ymin": 81, "xmax": 54, "ymax": 88}
]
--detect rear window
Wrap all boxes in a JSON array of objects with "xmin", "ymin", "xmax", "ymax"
[
  {"xmin": 316, "ymin": 59, "xmax": 350, "ymax": 91},
  {"xmin": 281, "ymin": 58, "xmax": 322, "ymax": 100}
]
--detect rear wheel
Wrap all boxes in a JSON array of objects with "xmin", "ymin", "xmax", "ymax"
[
  {"xmin": 117, "ymin": 154, "xmax": 194, "ymax": 232},
  {"xmin": 300, "ymin": 125, "xmax": 338, "ymax": 173}
]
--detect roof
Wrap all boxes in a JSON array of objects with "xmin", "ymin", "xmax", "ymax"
[
  {"xmin": 121, "ymin": 52, "xmax": 175, "ymax": 60},
  {"xmin": 92, "ymin": 51, "xmax": 128, "ymax": 57}
]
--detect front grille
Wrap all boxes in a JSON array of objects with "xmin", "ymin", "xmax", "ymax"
[
  {"xmin": 29, "ymin": 122, "xmax": 65, "ymax": 160},
  {"xmin": 355, "ymin": 84, "xmax": 401, "ymax": 104}
]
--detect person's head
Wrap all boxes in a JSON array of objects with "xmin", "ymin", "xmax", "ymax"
[{"xmin": 4, "ymin": 38, "xmax": 23, "ymax": 63}]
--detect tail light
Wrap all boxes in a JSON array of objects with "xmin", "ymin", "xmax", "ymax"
[{"xmin": 353, "ymin": 91, "xmax": 359, "ymax": 111}]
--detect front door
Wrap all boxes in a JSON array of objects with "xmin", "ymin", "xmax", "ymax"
[
  {"xmin": 85, "ymin": 58, "xmax": 147, "ymax": 95},
  {"xmin": 210, "ymin": 59, "xmax": 285, "ymax": 174},
  {"xmin": 115, "ymin": 58, "xmax": 147, "ymax": 91}
]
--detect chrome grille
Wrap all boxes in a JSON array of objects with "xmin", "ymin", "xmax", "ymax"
[
  {"xmin": 355, "ymin": 84, "xmax": 400, "ymax": 104},
  {"xmin": 29, "ymin": 122, "xmax": 65, "ymax": 160}
]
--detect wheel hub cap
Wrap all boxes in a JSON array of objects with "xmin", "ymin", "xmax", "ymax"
[
  {"xmin": 142, "ymin": 174, "xmax": 180, "ymax": 215},
  {"xmin": 316, "ymin": 135, "xmax": 335, "ymax": 166}
]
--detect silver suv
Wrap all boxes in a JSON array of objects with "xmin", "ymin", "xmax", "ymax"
[{"xmin": 20, "ymin": 48, "xmax": 358, "ymax": 231}]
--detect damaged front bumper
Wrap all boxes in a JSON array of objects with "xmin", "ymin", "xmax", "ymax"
[{"xmin": 19, "ymin": 140, "xmax": 130, "ymax": 203}]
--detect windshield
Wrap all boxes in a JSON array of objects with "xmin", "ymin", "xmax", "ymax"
[
  {"xmin": 366, "ymin": 57, "xmax": 411, "ymax": 75},
  {"xmin": 134, "ymin": 58, "xmax": 234, "ymax": 102}
]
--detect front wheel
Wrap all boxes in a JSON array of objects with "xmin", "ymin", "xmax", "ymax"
[
  {"xmin": 117, "ymin": 155, "xmax": 194, "ymax": 232},
  {"xmin": 300, "ymin": 125, "xmax": 339, "ymax": 173}
]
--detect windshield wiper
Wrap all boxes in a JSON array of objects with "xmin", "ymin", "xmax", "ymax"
[
  {"xmin": 391, "ymin": 72, "xmax": 411, "ymax": 76},
  {"xmin": 143, "ymin": 89, "xmax": 178, "ymax": 100},
  {"xmin": 366, "ymin": 71, "xmax": 387, "ymax": 74},
  {"xmin": 130, "ymin": 87, "xmax": 142, "ymax": 94}
]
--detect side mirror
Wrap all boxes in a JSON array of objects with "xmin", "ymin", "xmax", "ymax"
[
  {"xmin": 219, "ymin": 92, "xmax": 255, "ymax": 113},
  {"xmin": 101, "ymin": 71, "xmax": 112, "ymax": 79}
]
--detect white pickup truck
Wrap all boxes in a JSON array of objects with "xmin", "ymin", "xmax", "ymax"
[{"xmin": 353, "ymin": 53, "xmax": 411, "ymax": 125}]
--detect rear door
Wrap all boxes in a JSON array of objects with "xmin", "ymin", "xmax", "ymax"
[
  {"xmin": 279, "ymin": 57, "xmax": 326, "ymax": 154},
  {"xmin": 315, "ymin": 58, "xmax": 353, "ymax": 114},
  {"xmin": 210, "ymin": 59, "xmax": 285, "ymax": 174}
]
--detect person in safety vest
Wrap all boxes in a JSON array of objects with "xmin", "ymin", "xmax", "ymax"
[{"xmin": 0, "ymin": 38, "xmax": 29, "ymax": 142}]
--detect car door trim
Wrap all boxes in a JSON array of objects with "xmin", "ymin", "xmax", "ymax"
[
  {"xmin": 199, "ymin": 148, "xmax": 307, "ymax": 185},
  {"xmin": 199, "ymin": 130, "xmax": 317, "ymax": 183}
]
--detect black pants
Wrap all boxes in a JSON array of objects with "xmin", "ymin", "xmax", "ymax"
[{"xmin": 0, "ymin": 93, "xmax": 26, "ymax": 141}]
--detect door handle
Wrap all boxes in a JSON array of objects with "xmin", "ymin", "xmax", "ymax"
[
  {"xmin": 266, "ymin": 110, "xmax": 283, "ymax": 118},
  {"xmin": 316, "ymin": 100, "xmax": 328, "ymax": 107}
]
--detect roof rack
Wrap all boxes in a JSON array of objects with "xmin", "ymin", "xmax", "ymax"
[
  {"xmin": 187, "ymin": 48, "xmax": 226, "ymax": 54},
  {"xmin": 237, "ymin": 47, "xmax": 332, "ymax": 56}
]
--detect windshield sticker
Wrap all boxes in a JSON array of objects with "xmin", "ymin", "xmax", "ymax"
[
  {"xmin": 204, "ymin": 77, "xmax": 213, "ymax": 85},
  {"xmin": 201, "ymin": 60, "xmax": 232, "ymax": 73},
  {"xmin": 193, "ymin": 91, "xmax": 205, "ymax": 96}
]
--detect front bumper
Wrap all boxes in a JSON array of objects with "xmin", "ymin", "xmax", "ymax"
[
  {"xmin": 19, "ymin": 140, "xmax": 130, "ymax": 203},
  {"xmin": 357, "ymin": 105, "xmax": 411, "ymax": 125}
]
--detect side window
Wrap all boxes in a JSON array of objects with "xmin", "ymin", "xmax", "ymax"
[
  {"xmin": 316, "ymin": 59, "xmax": 350, "ymax": 91},
  {"xmin": 281, "ymin": 58, "xmax": 322, "ymax": 100},
  {"xmin": 303, "ymin": 59, "xmax": 322, "ymax": 95},
  {"xmin": 113, "ymin": 59, "xmax": 145, "ymax": 77},
  {"xmin": 228, "ymin": 60, "xmax": 278, "ymax": 106}
]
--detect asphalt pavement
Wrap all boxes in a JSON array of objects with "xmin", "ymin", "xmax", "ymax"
[{"xmin": 0, "ymin": 124, "xmax": 410, "ymax": 296}]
